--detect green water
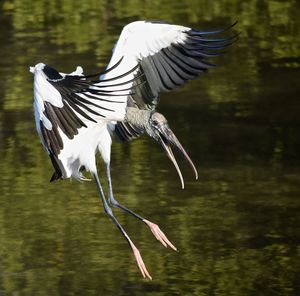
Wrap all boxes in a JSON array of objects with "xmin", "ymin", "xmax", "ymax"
[{"xmin": 0, "ymin": 0, "xmax": 300, "ymax": 295}]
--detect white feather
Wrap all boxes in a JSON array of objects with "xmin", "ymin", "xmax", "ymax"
[{"xmin": 58, "ymin": 121, "xmax": 108, "ymax": 179}]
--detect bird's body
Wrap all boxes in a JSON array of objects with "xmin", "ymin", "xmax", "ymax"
[{"xmin": 31, "ymin": 20, "xmax": 236, "ymax": 279}]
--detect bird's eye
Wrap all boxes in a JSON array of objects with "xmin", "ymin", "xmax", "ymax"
[{"xmin": 152, "ymin": 120, "xmax": 158, "ymax": 126}]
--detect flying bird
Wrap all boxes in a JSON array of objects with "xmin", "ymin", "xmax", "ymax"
[{"xmin": 31, "ymin": 20, "xmax": 237, "ymax": 279}]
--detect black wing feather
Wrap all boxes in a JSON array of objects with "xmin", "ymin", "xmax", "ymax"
[{"xmin": 115, "ymin": 23, "xmax": 237, "ymax": 143}]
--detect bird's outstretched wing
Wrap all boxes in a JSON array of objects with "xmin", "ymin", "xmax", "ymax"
[
  {"xmin": 32, "ymin": 59, "xmax": 139, "ymax": 179},
  {"xmin": 108, "ymin": 21, "xmax": 237, "ymax": 142}
]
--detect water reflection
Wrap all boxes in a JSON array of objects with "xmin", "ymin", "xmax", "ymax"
[{"xmin": 0, "ymin": 0, "xmax": 300, "ymax": 295}]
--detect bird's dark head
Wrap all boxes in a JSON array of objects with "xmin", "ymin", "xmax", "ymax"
[
  {"xmin": 146, "ymin": 111, "xmax": 198, "ymax": 189},
  {"xmin": 146, "ymin": 112, "xmax": 169, "ymax": 140}
]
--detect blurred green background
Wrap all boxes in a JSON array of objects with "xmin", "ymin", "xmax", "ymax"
[{"xmin": 0, "ymin": 0, "xmax": 299, "ymax": 295}]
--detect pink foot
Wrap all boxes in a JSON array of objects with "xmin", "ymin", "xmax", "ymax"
[
  {"xmin": 143, "ymin": 219, "xmax": 177, "ymax": 251},
  {"xmin": 128, "ymin": 240, "xmax": 152, "ymax": 280}
]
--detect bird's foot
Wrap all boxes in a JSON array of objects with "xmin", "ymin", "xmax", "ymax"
[
  {"xmin": 128, "ymin": 240, "xmax": 152, "ymax": 280},
  {"xmin": 143, "ymin": 219, "xmax": 177, "ymax": 251}
]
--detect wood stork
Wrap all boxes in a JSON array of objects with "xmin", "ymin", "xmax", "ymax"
[{"xmin": 31, "ymin": 20, "xmax": 237, "ymax": 279}]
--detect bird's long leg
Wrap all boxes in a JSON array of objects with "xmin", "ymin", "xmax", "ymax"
[
  {"xmin": 93, "ymin": 172, "xmax": 152, "ymax": 280},
  {"xmin": 106, "ymin": 162, "xmax": 177, "ymax": 251}
]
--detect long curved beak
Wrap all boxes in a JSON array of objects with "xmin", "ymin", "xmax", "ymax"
[{"xmin": 157, "ymin": 125, "xmax": 198, "ymax": 189}]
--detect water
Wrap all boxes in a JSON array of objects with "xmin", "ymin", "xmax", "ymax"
[{"xmin": 0, "ymin": 0, "xmax": 300, "ymax": 295}]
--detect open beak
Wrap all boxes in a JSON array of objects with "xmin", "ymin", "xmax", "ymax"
[{"xmin": 157, "ymin": 125, "xmax": 198, "ymax": 189}]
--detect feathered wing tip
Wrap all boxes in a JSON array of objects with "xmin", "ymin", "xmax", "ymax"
[
  {"xmin": 77, "ymin": 56, "xmax": 142, "ymax": 90},
  {"xmin": 68, "ymin": 66, "xmax": 84, "ymax": 76},
  {"xmin": 80, "ymin": 56, "xmax": 139, "ymax": 83},
  {"xmin": 182, "ymin": 21, "xmax": 239, "ymax": 58},
  {"xmin": 81, "ymin": 57, "xmax": 124, "ymax": 79},
  {"xmin": 50, "ymin": 172, "xmax": 60, "ymax": 182},
  {"xmin": 188, "ymin": 21, "xmax": 239, "ymax": 36}
]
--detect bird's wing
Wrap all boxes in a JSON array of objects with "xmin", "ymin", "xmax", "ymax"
[
  {"xmin": 33, "ymin": 60, "xmax": 138, "ymax": 159},
  {"xmin": 106, "ymin": 20, "xmax": 237, "ymax": 141}
]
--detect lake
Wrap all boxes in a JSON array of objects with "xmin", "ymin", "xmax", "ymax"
[{"xmin": 0, "ymin": 0, "xmax": 299, "ymax": 295}]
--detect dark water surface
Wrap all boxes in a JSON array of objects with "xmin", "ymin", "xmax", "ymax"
[{"xmin": 0, "ymin": 1, "xmax": 300, "ymax": 295}]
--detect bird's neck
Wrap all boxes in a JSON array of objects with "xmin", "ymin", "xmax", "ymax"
[{"xmin": 125, "ymin": 107, "xmax": 151, "ymax": 130}]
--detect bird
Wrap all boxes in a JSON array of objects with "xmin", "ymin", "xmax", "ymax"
[{"xmin": 31, "ymin": 20, "xmax": 237, "ymax": 279}]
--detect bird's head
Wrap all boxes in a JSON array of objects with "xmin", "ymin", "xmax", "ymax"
[{"xmin": 146, "ymin": 111, "xmax": 198, "ymax": 189}]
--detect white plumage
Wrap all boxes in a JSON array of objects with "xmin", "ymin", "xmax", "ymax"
[
  {"xmin": 106, "ymin": 21, "xmax": 189, "ymax": 65},
  {"xmin": 31, "ymin": 20, "xmax": 236, "ymax": 279}
]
